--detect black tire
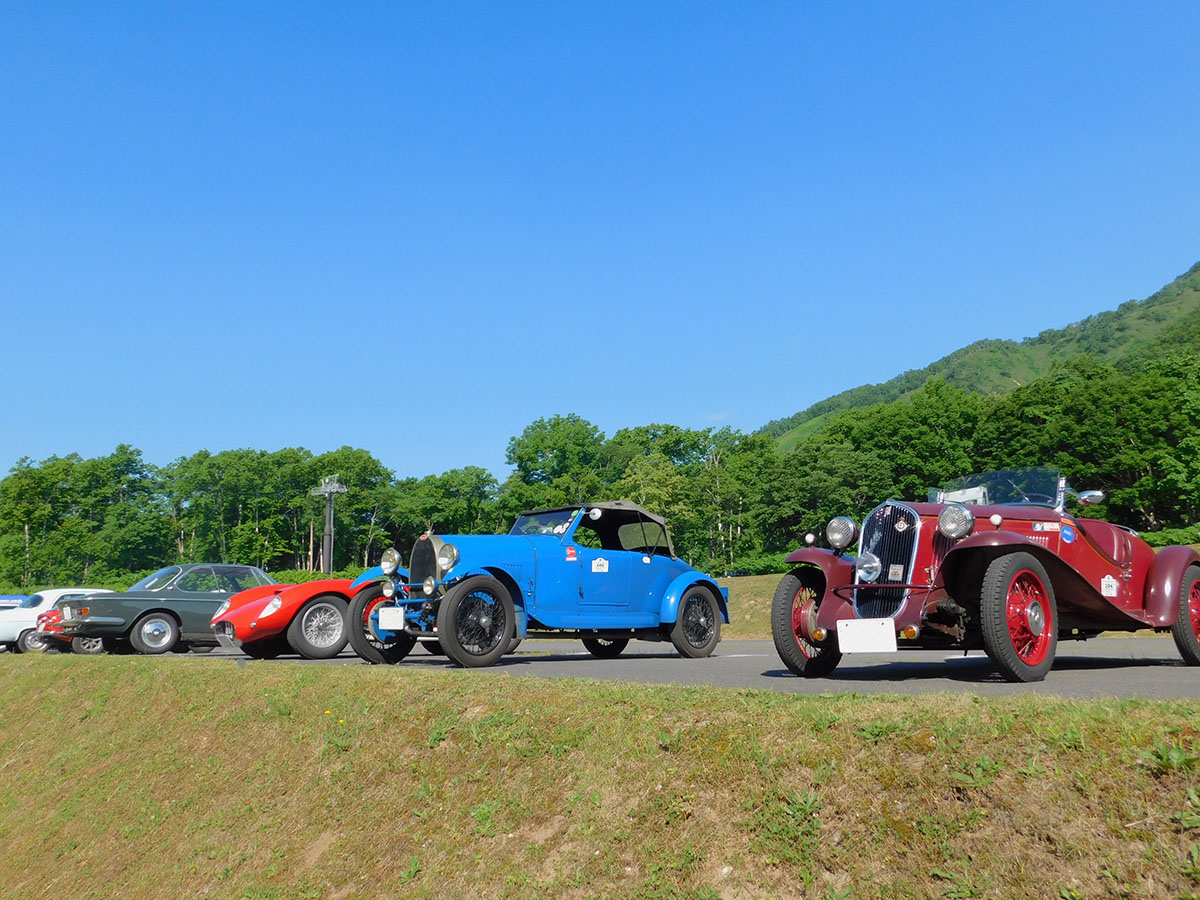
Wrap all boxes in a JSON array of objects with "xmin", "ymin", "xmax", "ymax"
[
  {"xmin": 1171, "ymin": 567, "xmax": 1200, "ymax": 665},
  {"xmin": 507, "ymin": 637, "xmax": 522, "ymax": 653},
  {"xmin": 129, "ymin": 613, "xmax": 180, "ymax": 654},
  {"xmin": 71, "ymin": 636, "xmax": 106, "ymax": 655},
  {"xmin": 582, "ymin": 637, "xmax": 628, "ymax": 659},
  {"xmin": 436, "ymin": 575, "xmax": 515, "ymax": 668},
  {"xmin": 419, "ymin": 639, "xmax": 445, "ymax": 656},
  {"xmin": 771, "ymin": 571, "xmax": 842, "ymax": 677},
  {"xmin": 287, "ymin": 595, "xmax": 349, "ymax": 660},
  {"xmin": 670, "ymin": 587, "xmax": 721, "ymax": 658},
  {"xmin": 15, "ymin": 628, "xmax": 45, "ymax": 653},
  {"xmin": 346, "ymin": 583, "xmax": 415, "ymax": 665},
  {"xmin": 980, "ymin": 552, "xmax": 1057, "ymax": 683},
  {"xmin": 242, "ymin": 638, "xmax": 288, "ymax": 660}
]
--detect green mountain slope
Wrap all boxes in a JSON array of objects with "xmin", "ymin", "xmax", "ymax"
[{"xmin": 763, "ymin": 260, "xmax": 1200, "ymax": 451}]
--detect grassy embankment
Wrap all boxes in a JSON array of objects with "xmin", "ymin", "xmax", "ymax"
[{"xmin": 2, "ymin": 654, "xmax": 1200, "ymax": 900}]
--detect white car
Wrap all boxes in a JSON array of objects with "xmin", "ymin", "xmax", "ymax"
[{"xmin": 0, "ymin": 588, "xmax": 112, "ymax": 652}]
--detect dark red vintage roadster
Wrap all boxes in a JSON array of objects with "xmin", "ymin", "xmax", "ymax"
[{"xmin": 772, "ymin": 467, "xmax": 1200, "ymax": 682}]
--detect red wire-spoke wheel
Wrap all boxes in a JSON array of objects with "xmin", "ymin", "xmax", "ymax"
[
  {"xmin": 1171, "ymin": 567, "xmax": 1200, "ymax": 666},
  {"xmin": 980, "ymin": 552, "xmax": 1057, "ymax": 682},
  {"xmin": 771, "ymin": 571, "xmax": 841, "ymax": 677}
]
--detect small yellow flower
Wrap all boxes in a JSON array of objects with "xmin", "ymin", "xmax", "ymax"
[
  {"xmin": 338, "ymin": 719, "xmax": 344, "ymax": 724},
  {"xmin": 324, "ymin": 710, "xmax": 331, "ymax": 715}
]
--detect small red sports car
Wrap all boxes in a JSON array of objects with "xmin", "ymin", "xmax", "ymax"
[
  {"xmin": 772, "ymin": 466, "xmax": 1200, "ymax": 683},
  {"xmin": 211, "ymin": 579, "xmax": 355, "ymax": 659}
]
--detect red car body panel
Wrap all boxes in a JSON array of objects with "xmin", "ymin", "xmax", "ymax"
[
  {"xmin": 211, "ymin": 579, "xmax": 355, "ymax": 646},
  {"xmin": 37, "ymin": 608, "xmax": 70, "ymax": 644}
]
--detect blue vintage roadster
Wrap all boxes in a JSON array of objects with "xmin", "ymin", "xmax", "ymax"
[{"xmin": 346, "ymin": 501, "xmax": 730, "ymax": 667}]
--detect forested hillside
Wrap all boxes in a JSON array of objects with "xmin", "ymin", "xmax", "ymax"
[
  {"xmin": 3, "ymin": 262, "xmax": 1199, "ymax": 591},
  {"xmin": 762, "ymin": 260, "xmax": 1200, "ymax": 449}
]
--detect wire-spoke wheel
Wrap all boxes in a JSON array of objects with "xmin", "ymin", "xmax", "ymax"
[
  {"xmin": 981, "ymin": 552, "xmax": 1057, "ymax": 682},
  {"xmin": 437, "ymin": 575, "xmax": 514, "ymax": 668},
  {"xmin": 670, "ymin": 586, "xmax": 721, "ymax": 658},
  {"xmin": 1171, "ymin": 567, "xmax": 1200, "ymax": 665},
  {"xmin": 582, "ymin": 637, "xmax": 628, "ymax": 659},
  {"xmin": 771, "ymin": 571, "xmax": 841, "ymax": 676},
  {"xmin": 287, "ymin": 596, "xmax": 349, "ymax": 659}
]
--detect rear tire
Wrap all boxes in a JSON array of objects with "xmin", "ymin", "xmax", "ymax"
[
  {"xmin": 670, "ymin": 587, "xmax": 721, "ymax": 658},
  {"xmin": 980, "ymin": 552, "xmax": 1057, "ymax": 682},
  {"xmin": 71, "ymin": 636, "xmax": 106, "ymax": 655},
  {"xmin": 1171, "ymin": 567, "xmax": 1200, "ymax": 665},
  {"xmin": 287, "ymin": 595, "xmax": 349, "ymax": 659},
  {"xmin": 346, "ymin": 583, "xmax": 415, "ymax": 664},
  {"xmin": 771, "ymin": 571, "xmax": 842, "ymax": 677},
  {"xmin": 16, "ymin": 629, "xmax": 45, "ymax": 653}
]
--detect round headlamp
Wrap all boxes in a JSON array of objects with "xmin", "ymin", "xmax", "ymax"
[
  {"xmin": 381, "ymin": 548, "xmax": 401, "ymax": 575},
  {"xmin": 436, "ymin": 542, "xmax": 459, "ymax": 573},
  {"xmin": 825, "ymin": 516, "xmax": 859, "ymax": 550},
  {"xmin": 422, "ymin": 576, "xmax": 436, "ymax": 596},
  {"xmin": 856, "ymin": 550, "xmax": 882, "ymax": 583},
  {"xmin": 381, "ymin": 580, "xmax": 396, "ymax": 598},
  {"xmin": 212, "ymin": 600, "xmax": 230, "ymax": 620},
  {"xmin": 938, "ymin": 503, "xmax": 975, "ymax": 540}
]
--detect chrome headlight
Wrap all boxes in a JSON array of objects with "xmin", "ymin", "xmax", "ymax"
[
  {"xmin": 422, "ymin": 576, "xmax": 436, "ymax": 596},
  {"xmin": 212, "ymin": 600, "xmax": 230, "ymax": 620},
  {"xmin": 938, "ymin": 503, "xmax": 975, "ymax": 540},
  {"xmin": 381, "ymin": 580, "xmax": 396, "ymax": 598},
  {"xmin": 825, "ymin": 516, "xmax": 859, "ymax": 550},
  {"xmin": 381, "ymin": 547, "xmax": 401, "ymax": 575},
  {"xmin": 436, "ymin": 542, "xmax": 459, "ymax": 573},
  {"xmin": 856, "ymin": 550, "xmax": 882, "ymax": 583},
  {"xmin": 261, "ymin": 597, "xmax": 283, "ymax": 618}
]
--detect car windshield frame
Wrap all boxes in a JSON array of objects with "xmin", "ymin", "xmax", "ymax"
[
  {"xmin": 932, "ymin": 467, "xmax": 1067, "ymax": 509},
  {"xmin": 509, "ymin": 509, "xmax": 579, "ymax": 537},
  {"xmin": 126, "ymin": 566, "xmax": 183, "ymax": 591}
]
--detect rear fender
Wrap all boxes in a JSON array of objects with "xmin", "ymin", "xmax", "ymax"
[
  {"xmin": 1144, "ymin": 546, "xmax": 1200, "ymax": 626},
  {"xmin": 660, "ymin": 573, "xmax": 729, "ymax": 625}
]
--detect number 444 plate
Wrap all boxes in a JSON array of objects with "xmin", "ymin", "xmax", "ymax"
[{"xmin": 836, "ymin": 618, "xmax": 898, "ymax": 654}]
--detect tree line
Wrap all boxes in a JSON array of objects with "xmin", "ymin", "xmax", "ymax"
[{"xmin": 1, "ymin": 353, "xmax": 1197, "ymax": 592}]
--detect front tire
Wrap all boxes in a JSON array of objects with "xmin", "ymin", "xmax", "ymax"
[
  {"xmin": 670, "ymin": 587, "xmax": 721, "ymax": 658},
  {"xmin": 437, "ymin": 576, "xmax": 515, "ymax": 668},
  {"xmin": 130, "ymin": 613, "xmax": 180, "ymax": 654},
  {"xmin": 346, "ymin": 583, "xmax": 415, "ymax": 665},
  {"xmin": 287, "ymin": 595, "xmax": 349, "ymax": 659},
  {"xmin": 1171, "ymin": 567, "xmax": 1200, "ymax": 665},
  {"xmin": 582, "ymin": 637, "xmax": 628, "ymax": 659},
  {"xmin": 980, "ymin": 552, "xmax": 1057, "ymax": 682},
  {"xmin": 771, "ymin": 571, "xmax": 842, "ymax": 677}
]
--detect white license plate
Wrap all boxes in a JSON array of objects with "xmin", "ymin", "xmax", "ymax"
[
  {"xmin": 377, "ymin": 607, "xmax": 407, "ymax": 630},
  {"xmin": 837, "ymin": 618, "xmax": 898, "ymax": 653}
]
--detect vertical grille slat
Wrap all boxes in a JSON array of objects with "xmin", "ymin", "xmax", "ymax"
[
  {"xmin": 409, "ymin": 539, "xmax": 437, "ymax": 585},
  {"xmin": 854, "ymin": 502, "xmax": 919, "ymax": 618}
]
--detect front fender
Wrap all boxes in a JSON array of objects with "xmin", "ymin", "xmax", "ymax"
[
  {"xmin": 660, "ymin": 573, "xmax": 730, "ymax": 625},
  {"xmin": 783, "ymin": 547, "xmax": 857, "ymax": 589},
  {"xmin": 349, "ymin": 566, "xmax": 409, "ymax": 592},
  {"xmin": 1144, "ymin": 546, "xmax": 1200, "ymax": 626}
]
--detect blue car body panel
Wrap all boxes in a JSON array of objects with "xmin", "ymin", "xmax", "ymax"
[{"xmin": 360, "ymin": 503, "xmax": 728, "ymax": 642}]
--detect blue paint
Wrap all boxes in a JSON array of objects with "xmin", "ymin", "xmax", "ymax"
[{"xmin": 1061, "ymin": 525, "xmax": 1076, "ymax": 544}]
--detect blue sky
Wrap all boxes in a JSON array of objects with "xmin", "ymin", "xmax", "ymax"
[{"xmin": 2, "ymin": 2, "xmax": 1198, "ymax": 481}]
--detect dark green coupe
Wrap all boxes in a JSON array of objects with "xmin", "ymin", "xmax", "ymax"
[{"xmin": 59, "ymin": 563, "xmax": 275, "ymax": 654}]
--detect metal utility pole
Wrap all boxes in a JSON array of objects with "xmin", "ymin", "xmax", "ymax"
[{"xmin": 310, "ymin": 475, "xmax": 348, "ymax": 574}]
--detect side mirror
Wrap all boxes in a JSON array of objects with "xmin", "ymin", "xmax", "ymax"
[
  {"xmin": 1076, "ymin": 490, "xmax": 1105, "ymax": 506},
  {"xmin": 588, "ymin": 508, "xmax": 603, "ymax": 521}
]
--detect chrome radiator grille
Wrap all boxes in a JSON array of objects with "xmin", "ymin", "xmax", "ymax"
[{"xmin": 854, "ymin": 502, "xmax": 919, "ymax": 619}]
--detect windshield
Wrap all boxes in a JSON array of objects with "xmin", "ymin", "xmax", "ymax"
[
  {"xmin": 19, "ymin": 593, "xmax": 44, "ymax": 609},
  {"xmin": 127, "ymin": 566, "xmax": 182, "ymax": 591},
  {"xmin": 509, "ymin": 509, "xmax": 578, "ymax": 536},
  {"xmin": 934, "ymin": 467, "xmax": 1065, "ymax": 507}
]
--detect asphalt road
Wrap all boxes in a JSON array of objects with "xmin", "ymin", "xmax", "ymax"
[{"xmin": 192, "ymin": 635, "xmax": 1200, "ymax": 700}]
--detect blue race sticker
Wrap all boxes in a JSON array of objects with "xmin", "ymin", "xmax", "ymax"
[{"xmin": 1061, "ymin": 525, "xmax": 1076, "ymax": 544}]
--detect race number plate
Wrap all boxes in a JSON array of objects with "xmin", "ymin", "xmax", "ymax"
[
  {"xmin": 377, "ymin": 607, "xmax": 407, "ymax": 630},
  {"xmin": 836, "ymin": 618, "xmax": 898, "ymax": 654}
]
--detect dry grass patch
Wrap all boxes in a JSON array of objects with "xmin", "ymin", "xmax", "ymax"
[
  {"xmin": 718, "ymin": 574, "xmax": 779, "ymax": 640},
  {"xmin": 1, "ymin": 656, "xmax": 1199, "ymax": 899}
]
